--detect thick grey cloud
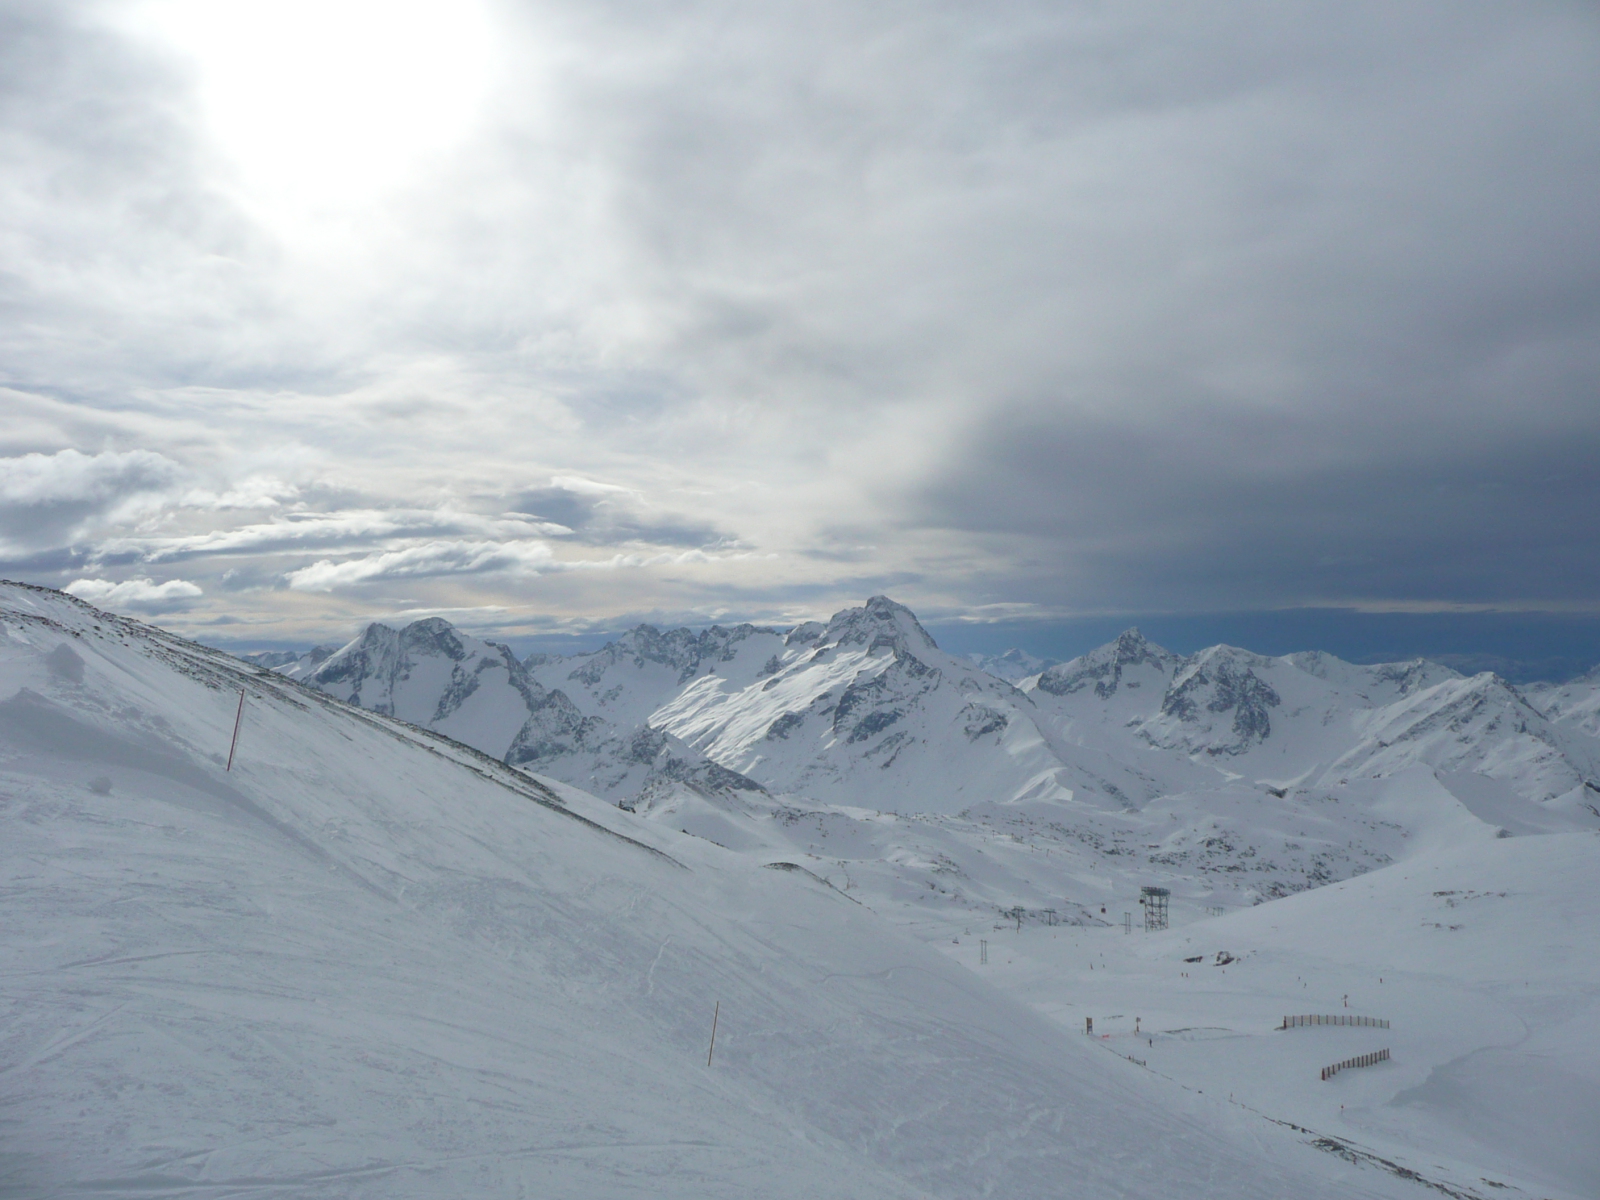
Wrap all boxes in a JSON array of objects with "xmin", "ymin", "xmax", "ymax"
[
  {"xmin": 0, "ymin": 0, "xmax": 1596, "ymax": 642},
  {"xmin": 919, "ymin": 408, "xmax": 1600, "ymax": 612}
]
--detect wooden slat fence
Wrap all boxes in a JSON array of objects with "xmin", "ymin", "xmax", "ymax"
[
  {"xmin": 1281, "ymin": 1014, "xmax": 1389, "ymax": 1029},
  {"xmin": 1320, "ymin": 1048, "xmax": 1389, "ymax": 1081}
]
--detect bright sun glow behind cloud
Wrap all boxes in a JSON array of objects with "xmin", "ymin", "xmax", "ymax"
[{"xmin": 130, "ymin": 0, "xmax": 498, "ymax": 224}]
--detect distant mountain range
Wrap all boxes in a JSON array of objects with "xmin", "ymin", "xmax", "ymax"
[
  {"xmin": 259, "ymin": 596, "xmax": 1600, "ymax": 916},
  {"xmin": 12, "ymin": 581, "xmax": 1597, "ymax": 1196}
]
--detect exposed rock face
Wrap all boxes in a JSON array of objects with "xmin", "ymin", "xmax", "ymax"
[
  {"xmin": 1159, "ymin": 650, "xmax": 1282, "ymax": 752},
  {"xmin": 504, "ymin": 688, "xmax": 607, "ymax": 767},
  {"xmin": 786, "ymin": 622, "xmax": 826, "ymax": 646},
  {"xmin": 833, "ymin": 651, "xmax": 938, "ymax": 745},
  {"xmin": 960, "ymin": 703, "xmax": 1009, "ymax": 741}
]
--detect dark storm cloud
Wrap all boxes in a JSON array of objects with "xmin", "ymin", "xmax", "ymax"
[
  {"xmin": 483, "ymin": 0, "xmax": 1600, "ymax": 614},
  {"xmin": 918, "ymin": 407, "xmax": 1600, "ymax": 611},
  {"xmin": 869, "ymin": 0, "xmax": 1600, "ymax": 613}
]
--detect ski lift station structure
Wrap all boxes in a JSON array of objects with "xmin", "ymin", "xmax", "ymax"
[{"xmin": 1140, "ymin": 886, "xmax": 1170, "ymax": 932}]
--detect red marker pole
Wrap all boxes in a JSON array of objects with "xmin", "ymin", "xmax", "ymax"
[{"xmin": 226, "ymin": 689, "xmax": 245, "ymax": 771}]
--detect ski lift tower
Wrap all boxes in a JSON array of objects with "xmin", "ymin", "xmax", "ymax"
[{"xmin": 1140, "ymin": 886, "xmax": 1170, "ymax": 932}]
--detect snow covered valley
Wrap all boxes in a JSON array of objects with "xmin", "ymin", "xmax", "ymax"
[{"xmin": 5, "ymin": 582, "xmax": 1599, "ymax": 1198}]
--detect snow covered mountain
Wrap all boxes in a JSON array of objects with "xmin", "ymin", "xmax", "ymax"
[
  {"xmin": 268, "ymin": 599, "xmax": 1600, "ymax": 939},
  {"xmin": 10, "ymin": 581, "xmax": 1600, "ymax": 1197},
  {"xmin": 634, "ymin": 597, "xmax": 1156, "ymax": 813},
  {"xmin": 1525, "ymin": 668, "xmax": 1600, "ymax": 746},
  {"xmin": 1021, "ymin": 630, "xmax": 1600, "ymax": 826},
  {"xmin": 285, "ymin": 616, "xmax": 763, "ymax": 807},
  {"xmin": 967, "ymin": 647, "xmax": 1058, "ymax": 681},
  {"xmin": 283, "ymin": 598, "xmax": 1156, "ymax": 816}
]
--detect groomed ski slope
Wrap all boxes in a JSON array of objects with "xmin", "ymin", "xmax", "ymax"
[
  {"xmin": 950, "ymin": 821, "xmax": 1600, "ymax": 1199},
  {"xmin": 0, "ymin": 583, "xmax": 1422, "ymax": 1199}
]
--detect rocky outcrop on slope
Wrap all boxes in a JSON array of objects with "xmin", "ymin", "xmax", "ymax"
[
  {"xmin": 821, "ymin": 595, "xmax": 939, "ymax": 657},
  {"xmin": 1155, "ymin": 648, "xmax": 1283, "ymax": 754}
]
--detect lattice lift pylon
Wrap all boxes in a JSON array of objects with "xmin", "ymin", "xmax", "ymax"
[{"xmin": 1140, "ymin": 886, "xmax": 1170, "ymax": 932}]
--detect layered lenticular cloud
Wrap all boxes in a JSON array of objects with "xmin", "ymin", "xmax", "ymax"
[
  {"xmin": 285, "ymin": 540, "xmax": 556, "ymax": 591},
  {"xmin": 101, "ymin": 509, "xmax": 574, "ymax": 564},
  {"xmin": 64, "ymin": 576, "xmax": 202, "ymax": 612}
]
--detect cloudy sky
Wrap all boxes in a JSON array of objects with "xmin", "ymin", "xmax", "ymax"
[{"xmin": 3, "ymin": 0, "xmax": 1598, "ymax": 668}]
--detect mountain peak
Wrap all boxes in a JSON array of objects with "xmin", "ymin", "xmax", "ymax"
[
  {"xmin": 1033, "ymin": 626, "xmax": 1178, "ymax": 699},
  {"xmin": 823, "ymin": 596, "xmax": 939, "ymax": 656},
  {"xmin": 400, "ymin": 616, "xmax": 470, "ymax": 660},
  {"xmin": 1112, "ymin": 627, "xmax": 1164, "ymax": 662}
]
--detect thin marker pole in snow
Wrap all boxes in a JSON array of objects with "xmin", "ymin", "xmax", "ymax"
[
  {"xmin": 226, "ymin": 689, "xmax": 245, "ymax": 771},
  {"xmin": 707, "ymin": 1001, "xmax": 720, "ymax": 1067}
]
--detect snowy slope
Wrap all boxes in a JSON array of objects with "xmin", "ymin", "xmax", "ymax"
[
  {"xmin": 2, "ymin": 581, "xmax": 1429, "ymax": 1199},
  {"xmin": 1525, "ymin": 670, "xmax": 1600, "ymax": 750},
  {"xmin": 966, "ymin": 828, "xmax": 1600, "ymax": 1199}
]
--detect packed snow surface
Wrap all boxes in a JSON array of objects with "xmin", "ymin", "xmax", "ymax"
[{"xmin": 8, "ymin": 583, "xmax": 1600, "ymax": 1197}]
